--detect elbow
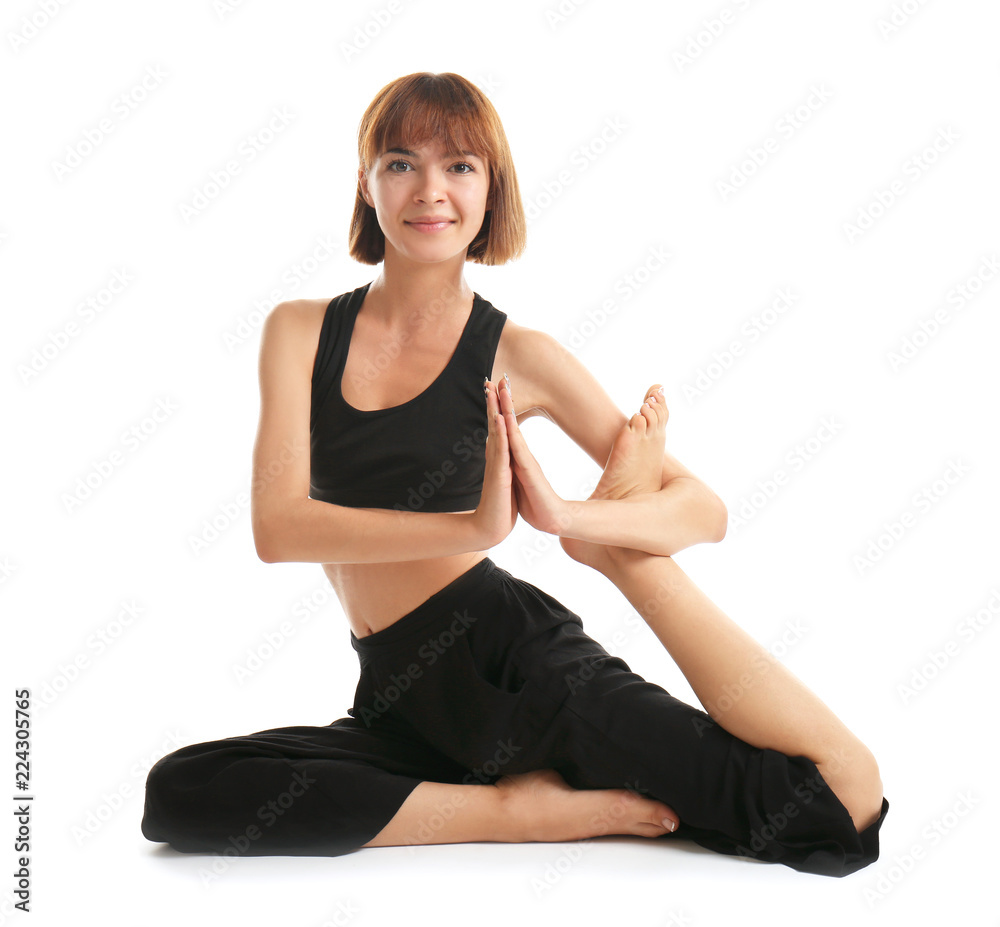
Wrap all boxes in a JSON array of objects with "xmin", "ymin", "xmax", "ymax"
[
  {"xmin": 252, "ymin": 510, "xmax": 287, "ymax": 563},
  {"xmin": 254, "ymin": 534, "xmax": 284, "ymax": 564}
]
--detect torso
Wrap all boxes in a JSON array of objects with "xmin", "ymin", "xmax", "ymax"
[{"xmin": 299, "ymin": 291, "xmax": 544, "ymax": 639}]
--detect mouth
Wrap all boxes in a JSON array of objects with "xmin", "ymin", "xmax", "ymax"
[{"xmin": 405, "ymin": 220, "xmax": 456, "ymax": 232}]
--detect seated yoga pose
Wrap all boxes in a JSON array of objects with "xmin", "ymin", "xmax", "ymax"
[{"xmin": 141, "ymin": 71, "xmax": 888, "ymax": 877}]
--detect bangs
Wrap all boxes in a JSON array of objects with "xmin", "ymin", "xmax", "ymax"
[
  {"xmin": 350, "ymin": 72, "xmax": 526, "ymax": 266},
  {"xmin": 360, "ymin": 78, "xmax": 496, "ymax": 169}
]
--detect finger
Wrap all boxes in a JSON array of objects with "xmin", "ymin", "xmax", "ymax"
[
  {"xmin": 498, "ymin": 375, "xmax": 518, "ymax": 429},
  {"xmin": 485, "ymin": 379, "xmax": 500, "ymax": 437},
  {"xmin": 497, "ymin": 381, "xmax": 531, "ymax": 464},
  {"xmin": 486, "ymin": 381, "xmax": 510, "ymax": 458}
]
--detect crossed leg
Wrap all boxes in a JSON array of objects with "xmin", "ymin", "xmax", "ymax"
[
  {"xmin": 560, "ymin": 384, "xmax": 884, "ymax": 834},
  {"xmin": 366, "ymin": 384, "xmax": 884, "ymax": 849}
]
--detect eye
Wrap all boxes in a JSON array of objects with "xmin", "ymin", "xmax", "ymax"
[
  {"xmin": 452, "ymin": 162, "xmax": 475, "ymax": 174},
  {"xmin": 386, "ymin": 159, "xmax": 411, "ymax": 173}
]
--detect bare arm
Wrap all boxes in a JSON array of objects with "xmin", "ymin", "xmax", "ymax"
[
  {"xmin": 508, "ymin": 328, "xmax": 727, "ymax": 555},
  {"xmin": 250, "ymin": 301, "xmax": 507, "ymax": 564}
]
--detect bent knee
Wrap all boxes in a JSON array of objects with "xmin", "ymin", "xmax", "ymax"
[{"xmin": 818, "ymin": 745, "xmax": 884, "ymax": 833}]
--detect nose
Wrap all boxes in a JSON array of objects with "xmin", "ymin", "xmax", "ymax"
[{"xmin": 415, "ymin": 166, "xmax": 447, "ymax": 204}]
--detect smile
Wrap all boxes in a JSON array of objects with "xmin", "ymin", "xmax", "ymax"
[{"xmin": 405, "ymin": 220, "xmax": 455, "ymax": 232}]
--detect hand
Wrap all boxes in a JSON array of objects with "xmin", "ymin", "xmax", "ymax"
[
  {"xmin": 471, "ymin": 379, "xmax": 518, "ymax": 547},
  {"xmin": 497, "ymin": 375, "xmax": 568, "ymax": 535}
]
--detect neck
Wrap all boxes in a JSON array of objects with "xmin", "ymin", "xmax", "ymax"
[{"xmin": 366, "ymin": 250, "xmax": 473, "ymax": 323}]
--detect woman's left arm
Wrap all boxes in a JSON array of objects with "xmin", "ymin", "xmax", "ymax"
[{"xmin": 499, "ymin": 327, "xmax": 728, "ymax": 557}]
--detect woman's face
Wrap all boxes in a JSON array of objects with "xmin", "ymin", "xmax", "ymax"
[{"xmin": 359, "ymin": 138, "xmax": 490, "ymax": 265}]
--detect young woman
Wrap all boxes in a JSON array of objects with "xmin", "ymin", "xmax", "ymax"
[{"xmin": 141, "ymin": 72, "xmax": 888, "ymax": 876}]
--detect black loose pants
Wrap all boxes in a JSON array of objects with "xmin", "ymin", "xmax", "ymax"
[{"xmin": 141, "ymin": 557, "xmax": 888, "ymax": 876}]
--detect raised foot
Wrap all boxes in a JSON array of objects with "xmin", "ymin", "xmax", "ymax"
[
  {"xmin": 495, "ymin": 768, "xmax": 678, "ymax": 842},
  {"xmin": 560, "ymin": 384, "xmax": 668, "ymax": 572}
]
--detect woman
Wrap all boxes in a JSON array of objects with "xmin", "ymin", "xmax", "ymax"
[{"xmin": 141, "ymin": 72, "xmax": 888, "ymax": 876}]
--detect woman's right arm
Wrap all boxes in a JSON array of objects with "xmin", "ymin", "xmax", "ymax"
[{"xmin": 250, "ymin": 301, "xmax": 514, "ymax": 564}]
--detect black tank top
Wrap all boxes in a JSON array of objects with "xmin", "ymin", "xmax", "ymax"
[{"xmin": 310, "ymin": 281, "xmax": 508, "ymax": 513}]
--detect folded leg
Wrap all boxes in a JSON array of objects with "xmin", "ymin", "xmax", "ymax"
[{"xmin": 141, "ymin": 715, "xmax": 470, "ymax": 856}]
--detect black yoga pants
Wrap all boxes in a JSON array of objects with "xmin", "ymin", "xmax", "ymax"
[{"xmin": 141, "ymin": 557, "xmax": 888, "ymax": 876}]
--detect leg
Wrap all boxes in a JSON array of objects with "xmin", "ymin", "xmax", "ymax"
[
  {"xmin": 143, "ymin": 717, "xmax": 678, "ymax": 855},
  {"xmin": 141, "ymin": 717, "xmax": 460, "ymax": 855},
  {"xmin": 562, "ymin": 386, "xmax": 883, "ymax": 833},
  {"xmin": 363, "ymin": 768, "xmax": 678, "ymax": 847}
]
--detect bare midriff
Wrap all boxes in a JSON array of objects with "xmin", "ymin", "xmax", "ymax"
[{"xmin": 321, "ymin": 509, "xmax": 488, "ymax": 638}]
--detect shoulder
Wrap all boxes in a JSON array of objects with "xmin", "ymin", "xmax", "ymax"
[
  {"xmin": 260, "ymin": 296, "xmax": 331, "ymax": 346},
  {"xmin": 257, "ymin": 297, "xmax": 335, "ymax": 378},
  {"xmin": 264, "ymin": 296, "xmax": 329, "ymax": 332},
  {"xmin": 496, "ymin": 318, "xmax": 583, "ymax": 423}
]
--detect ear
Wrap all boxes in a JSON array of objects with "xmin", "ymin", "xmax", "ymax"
[{"xmin": 358, "ymin": 166, "xmax": 373, "ymax": 207}]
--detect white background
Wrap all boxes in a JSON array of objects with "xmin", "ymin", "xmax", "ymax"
[{"xmin": 3, "ymin": 0, "xmax": 998, "ymax": 924}]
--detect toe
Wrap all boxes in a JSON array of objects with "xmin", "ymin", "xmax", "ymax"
[
  {"xmin": 639, "ymin": 401, "xmax": 657, "ymax": 430},
  {"xmin": 630, "ymin": 410, "xmax": 646, "ymax": 433},
  {"xmin": 646, "ymin": 385, "xmax": 668, "ymax": 428}
]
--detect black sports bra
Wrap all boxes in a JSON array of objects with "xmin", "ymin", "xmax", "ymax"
[{"xmin": 309, "ymin": 281, "xmax": 508, "ymax": 513}]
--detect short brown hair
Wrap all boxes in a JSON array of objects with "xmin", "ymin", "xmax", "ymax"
[{"xmin": 349, "ymin": 72, "xmax": 526, "ymax": 266}]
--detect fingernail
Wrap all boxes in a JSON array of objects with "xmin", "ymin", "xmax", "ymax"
[{"xmin": 663, "ymin": 818, "xmax": 676, "ymax": 832}]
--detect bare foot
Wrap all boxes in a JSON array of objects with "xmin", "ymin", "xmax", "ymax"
[
  {"xmin": 560, "ymin": 384, "xmax": 668, "ymax": 573},
  {"xmin": 495, "ymin": 768, "xmax": 678, "ymax": 841}
]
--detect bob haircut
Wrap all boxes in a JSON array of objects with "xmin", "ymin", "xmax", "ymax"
[{"xmin": 349, "ymin": 72, "xmax": 526, "ymax": 266}]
